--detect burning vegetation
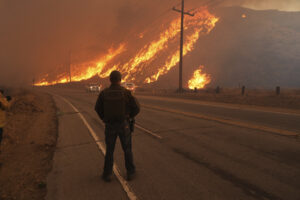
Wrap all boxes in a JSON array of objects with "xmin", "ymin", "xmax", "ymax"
[
  {"xmin": 188, "ymin": 66, "xmax": 211, "ymax": 89},
  {"xmin": 35, "ymin": 8, "xmax": 218, "ymax": 89}
]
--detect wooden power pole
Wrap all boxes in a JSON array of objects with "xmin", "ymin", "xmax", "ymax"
[
  {"xmin": 68, "ymin": 51, "xmax": 72, "ymax": 83},
  {"xmin": 173, "ymin": 0, "xmax": 194, "ymax": 92}
]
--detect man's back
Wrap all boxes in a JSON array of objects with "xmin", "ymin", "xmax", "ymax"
[
  {"xmin": 95, "ymin": 84, "xmax": 140, "ymax": 123},
  {"xmin": 102, "ymin": 86, "xmax": 127, "ymax": 123}
]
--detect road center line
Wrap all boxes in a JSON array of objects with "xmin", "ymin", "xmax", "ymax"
[
  {"xmin": 142, "ymin": 104, "xmax": 299, "ymax": 137},
  {"xmin": 135, "ymin": 123, "xmax": 163, "ymax": 139},
  {"xmin": 58, "ymin": 95, "xmax": 138, "ymax": 200}
]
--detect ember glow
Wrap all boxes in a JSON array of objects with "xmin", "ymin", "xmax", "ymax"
[
  {"xmin": 188, "ymin": 66, "xmax": 211, "ymax": 89},
  {"xmin": 35, "ymin": 8, "xmax": 219, "ymax": 87}
]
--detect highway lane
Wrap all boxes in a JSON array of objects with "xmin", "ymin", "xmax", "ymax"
[
  {"xmin": 46, "ymin": 88, "xmax": 300, "ymax": 200},
  {"xmin": 137, "ymin": 95, "xmax": 300, "ymax": 134}
]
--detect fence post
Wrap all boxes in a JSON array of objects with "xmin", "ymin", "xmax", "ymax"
[
  {"xmin": 276, "ymin": 86, "xmax": 280, "ymax": 95},
  {"xmin": 241, "ymin": 86, "xmax": 245, "ymax": 96},
  {"xmin": 216, "ymin": 86, "xmax": 220, "ymax": 94}
]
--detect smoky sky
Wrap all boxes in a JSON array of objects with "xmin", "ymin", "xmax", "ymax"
[
  {"xmin": 230, "ymin": 0, "xmax": 300, "ymax": 11},
  {"xmin": 0, "ymin": 0, "xmax": 299, "ymax": 85}
]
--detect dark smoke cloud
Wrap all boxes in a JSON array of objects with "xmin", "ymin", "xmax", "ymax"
[
  {"xmin": 220, "ymin": 0, "xmax": 300, "ymax": 11},
  {"xmin": 0, "ymin": 0, "xmax": 299, "ymax": 86},
  {"xmin": 0, "ymin": 0, "xmax": 177, "ymax": 85}
]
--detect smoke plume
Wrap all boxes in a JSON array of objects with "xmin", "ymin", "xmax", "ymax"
[{"xmin": 0, "ymin": 0, "xmax": 299, "ymax": 86}]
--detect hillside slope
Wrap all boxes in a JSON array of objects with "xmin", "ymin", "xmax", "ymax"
[{"xmin": 155, "ymin": 6, "xmax": 300, "ymax": 88}]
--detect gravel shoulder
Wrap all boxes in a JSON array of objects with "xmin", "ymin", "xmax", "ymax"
[{"xmin": 0, "ymin": 90, "xmax": 58, "ymax": 200}]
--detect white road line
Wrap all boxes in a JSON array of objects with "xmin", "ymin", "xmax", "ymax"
[
  {"xmin": 135, "ymin": 124, "xmax": 163, "ymax": 140},
  {"xmin": 142, "ymin": 104, "xmax": 299, "ymax": 137},
  {"xmin": 59, "ymin": 95, "xmax": 138, "ymax": 200}
]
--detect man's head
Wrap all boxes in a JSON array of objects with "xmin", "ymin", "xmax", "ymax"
[
  {"xmin": 109, "ymin": 70, "xmax": 122, "ymax": 84},
  {"xmin": 0, "ymin": 89, "xmax": 4, "ymax": 95}
]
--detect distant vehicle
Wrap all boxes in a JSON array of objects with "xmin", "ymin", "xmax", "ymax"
[
  {"xmin": 122, "ymin": 82, "xmax": 136, "ymax": 92},
  {"xmin": 86, "ymin": 84, "xmax": 101, "ymax": 93}
]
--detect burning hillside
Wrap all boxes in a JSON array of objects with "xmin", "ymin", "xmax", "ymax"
[{"xmin": 35, "ymin": 7, "xmax": 218, "ymax": 88}]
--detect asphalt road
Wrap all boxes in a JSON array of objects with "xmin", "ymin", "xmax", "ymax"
[{"xmin": 45, "ymin": 88, "xmax": 300, "ymax": 200}]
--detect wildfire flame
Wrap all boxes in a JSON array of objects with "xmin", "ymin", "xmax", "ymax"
[
  {"xmin": 35, "ymin": 8, "xmax": 219, "ymax": 87},
  {"xmin": 188, "ymin": 66, "xmax": 211, "ymax": 89},
  {"xmin": 34, "ymin": 45, "xmax": 125, "ymax": 86},
  {"xmin": 142, "ymin": 9, "xmax": 219, "ymax": 83}
]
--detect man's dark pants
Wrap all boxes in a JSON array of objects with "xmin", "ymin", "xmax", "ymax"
[{"xmin": 103, "ymin": 121, "xmax": 135, "ymax": 175}]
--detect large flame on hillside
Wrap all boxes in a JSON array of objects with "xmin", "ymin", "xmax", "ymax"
[
  {"xmin": 35, "ymin": 8, "xmax": 218, "ymax": 87},
  {"xmin": 188, "ymin": 66, "xmax": 211, "ymax": 89},
  {"xmin": 144, "ymin": 10, "xmax": 218, "ymax": 84},
  {"xmin": 34, "ymin": 45, "xmax": 125, "ymax": 86}
]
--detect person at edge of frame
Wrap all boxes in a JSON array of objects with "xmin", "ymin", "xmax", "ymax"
[
  {"xmin": 94, "ymin": 70, "xmax": 140, "ymax": 182},
  {"xmin": 0, "ymin": 89, "xmax": 13, "ymax": 160}
]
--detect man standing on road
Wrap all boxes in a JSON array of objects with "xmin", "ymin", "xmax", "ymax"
[{"xmin": 95, "ymin": 71, "xmax": 140, "ymax": 182}]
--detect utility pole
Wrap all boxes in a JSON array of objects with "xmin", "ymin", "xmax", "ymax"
[
  {"xmin": 173, "ymin": 0, "xmax": 194, "ymax": 92},
  {"xmin": 68, "ymin": 50, "xmax": 72, "ymax": 83}
]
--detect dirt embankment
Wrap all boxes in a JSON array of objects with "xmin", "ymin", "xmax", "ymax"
[{"xmin": 0, "ymin": 90, "xmax": 58, "ymax": 200}]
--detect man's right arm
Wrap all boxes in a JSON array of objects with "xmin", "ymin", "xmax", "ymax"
[{"xmin": 95, "ymin": 91, "xmax": 105, "ymax": 121}]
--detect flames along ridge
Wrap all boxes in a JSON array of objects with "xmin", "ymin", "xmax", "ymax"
[{"xmin": 35, "ymin": 8, "xmax": 218, "ymax": 89}]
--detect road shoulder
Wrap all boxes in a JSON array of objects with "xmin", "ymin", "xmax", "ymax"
[
  {"xmin": 46, "ymin": 95, "xmax": 127, "ymax": 200},
  {"xmin": 0, "ymin": 91, "xmax": 57, "ymax": 200}
]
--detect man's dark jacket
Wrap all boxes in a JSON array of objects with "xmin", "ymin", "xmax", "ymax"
[{"xmin": 95, "ymin": 84, "xmax": 140, "ymax": 123}]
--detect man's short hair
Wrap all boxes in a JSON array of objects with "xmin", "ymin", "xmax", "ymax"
[
  {"xmin": 109, "ymin": 70, "xmax": 122, "ymax": 83},
  {"xmin": 0, "ymin": 89, "xmax": 4, "ymax": 95}
]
